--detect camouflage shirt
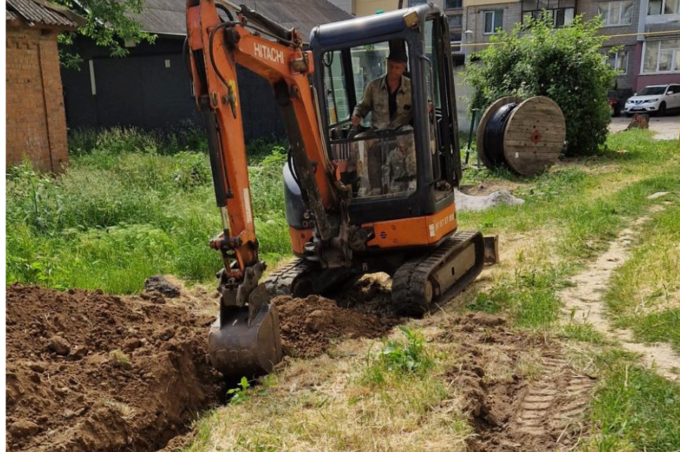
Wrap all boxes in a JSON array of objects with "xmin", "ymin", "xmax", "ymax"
[{"xmin": 353, "ymin": 76, "xmax": 413, "ymax": 131}]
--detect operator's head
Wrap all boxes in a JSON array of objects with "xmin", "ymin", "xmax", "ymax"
[{"xmin": 386, "ymin": 48, "xmax": 408, "ymax": 81}]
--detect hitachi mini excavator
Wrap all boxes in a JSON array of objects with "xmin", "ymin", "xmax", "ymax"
[{"xmin": 186, "ymin": 0, "xmax": 496, "ymax": 379}]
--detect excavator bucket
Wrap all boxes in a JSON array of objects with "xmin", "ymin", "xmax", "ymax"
[{"xmin": 207, "ymin": 285, "xmax": 283, "ymax": 379}]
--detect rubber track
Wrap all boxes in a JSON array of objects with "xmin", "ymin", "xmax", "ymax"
[
  {"xmin": 262, "ymin": 258, "xmax": 311, "ymax": 296},
  {"xmin": 391, "ymin": 231, "xmax": 482, "ymax": 317}
]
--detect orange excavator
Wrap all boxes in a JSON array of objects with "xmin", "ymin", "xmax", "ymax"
[{"xmin": 186, "ymin": 0, "xmax": 496, "ymax": 379}]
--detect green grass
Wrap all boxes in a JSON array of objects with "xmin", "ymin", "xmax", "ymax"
[
  {"xmin": 560, "ymin": 322, "xmax": 610, "ymax": 345},
  {"xmin": 6, "ymin": 127, "xmax": 290, "ymax": 293},
  {"xmin": 584, "ymin": 353, "xmax": 680, "ymax": 452},
  {"xmin": 460, "ymin": 129, "xmax": 680, "ymax": 329},
  {"xmin": 466, "ymin": 265, "xmax": 570, "ymax": 329},
  {"xmin": 604, "ymin": 203, "xmax": 680, "ymax": 350}
]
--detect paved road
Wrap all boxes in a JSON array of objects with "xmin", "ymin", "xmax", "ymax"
[{"xmin": 609, "ymin": 115, "xmax": 680, "ymax": 141}]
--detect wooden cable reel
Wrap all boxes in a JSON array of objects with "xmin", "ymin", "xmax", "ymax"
[{"xmin": 476, "ymin": 96, "xmax": 566, "ymax": 177}]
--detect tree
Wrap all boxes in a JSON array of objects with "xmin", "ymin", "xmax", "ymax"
[
  {"xmin": 56, "ymin": 0, "xmax": 156, "ymax": 68},
  {"xmin": 464, "ymin": 15, "xmax": 618, "ymax": 156}
]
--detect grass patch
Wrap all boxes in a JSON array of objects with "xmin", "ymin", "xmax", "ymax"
[
  {"xmin": 605, "ymin": 203, "xmax": 680, "ymax": 350},
  {"xmin": 361, "ymin": 326, "xmax": 434, "ymax": 387},
  {"xmin": 467, "ymin": 265, "xmax": 568, "ymax": 329},
  {"xmin": 6, "ymin": 128, "xmax": 289, "ymax": 293},
  {"xmin": 183, "ymin": 337, "xmax": 469, "ymax": 452},
  {"xmin": 561, "ymin": 322, "xmax": 610, "ymax": 345},
  {"xmin": 585, "ymin": 354, "xmax": 680, "ymax": 452}
]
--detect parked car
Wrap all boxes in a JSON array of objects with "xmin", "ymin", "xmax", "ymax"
[{"xmin": 624, "ymin": 84, "xmax": 680, "ymax": 117}]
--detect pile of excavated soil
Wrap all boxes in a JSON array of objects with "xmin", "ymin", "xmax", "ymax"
[
  {"xmin": 433, "ymin": 313, "xmax": 596, "ymax": 452},
  {"xmin": 273, "ymin": 294, "xmax": 398, "ymax": 358},
  {"xmin": 5, "ymin": 283, "xmax": 400, "ymax": 451},
  {"xmin": 5, "ymin": 284, "xmax": 222, "ymax": 452}
]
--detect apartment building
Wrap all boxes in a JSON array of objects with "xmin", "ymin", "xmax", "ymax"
[
  {"xmin": 579, "ymin": 0, "xmax": 679, "ymax": 93},
  {"xmin": 464, "ymin": 1, "xmax": 577, "ymax": 54},
  {"xmin": 633, "ymin": 0, "xmax": 679, "ymax": 91}
]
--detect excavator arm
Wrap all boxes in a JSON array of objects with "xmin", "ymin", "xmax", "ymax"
[{"xmin": 186, "ymin": 0, "xmax": 345, "ymax": 378}]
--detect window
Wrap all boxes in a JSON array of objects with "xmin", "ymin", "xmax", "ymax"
[
  {"xmin": 408, "ymin": 0, "xmax": 427, "ymax": 6},
  {"xmin": 483, "ymin": 10, "xmax": 503, "ymax": 34},
  {"xmin": 648, "ymin": 0, "xmax": 680, "ymax": 15},
  {"xmin": 450, "ymin": 31, "xmax": 462, "ymax": 52},
  {"xmin": 642, "ymin": 39, "xmax": 680, "ymax": 73},
  {"xmin": 448, "ymin": 14, "xmax": 462, "ymax": 28},
  {"xmin": 445, "ymin": 0, "xmax": 462, "ymax": 8},
  {"xmin": 608, "ymin": 50, "xmax": 629, "ymax": 74},
  {"xmin": 522, "ymin": 0, "xmax": 576, "ymax": 27},
  {"xmin": 598, "ymin": 1, "xmax": 633, "ymax": 26},
  {"xmin": 322, "ymin": 50, "xmax": 350, "ymax": 125}
]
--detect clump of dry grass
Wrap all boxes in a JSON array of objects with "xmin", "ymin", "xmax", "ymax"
[
  {"xmin": 103, "ymin": 399, "xmax": 136, "ymax": 420},
  {"xmin": 109, "ymin": 349, "xmax": 131, "ymax": 369}
]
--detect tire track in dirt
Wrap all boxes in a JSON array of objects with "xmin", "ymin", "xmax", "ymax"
[
  {"xmin": 511, "ymin": 357, "xmax": 596, "ymax": 449},
  {"xmin": 559, "ymin": 195, "xmax": 680, "ymax": 381},
  {"xmin": 438, "ymin": 315, "xmax": 596, "ymax": 451}
]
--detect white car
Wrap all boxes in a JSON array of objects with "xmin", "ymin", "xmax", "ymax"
[{"xmin": 624, "ymin": 84, "xmax": 680, "ymax": 117}]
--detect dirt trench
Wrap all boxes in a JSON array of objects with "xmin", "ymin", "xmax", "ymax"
[{"xmin": 5, "ymin": 282, "xmax": 397, "ymax": 452}]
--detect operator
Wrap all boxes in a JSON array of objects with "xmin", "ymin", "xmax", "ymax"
[
  {"xmin": 350, "ymin": 47, "xmax": 415, "ymax": 196},
  {"xmin": 351, "ymin": 48, "xmax": 412, "ymax": 131}
]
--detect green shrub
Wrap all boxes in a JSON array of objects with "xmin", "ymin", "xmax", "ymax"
[{"xmin": 464, "ymin": 15, "xmax": 618, "ymax": 156}]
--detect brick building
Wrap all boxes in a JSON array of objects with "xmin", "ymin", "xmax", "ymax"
[{"xmin": 6, "ymin": 0, "xmax": 83, "ymax": 172}]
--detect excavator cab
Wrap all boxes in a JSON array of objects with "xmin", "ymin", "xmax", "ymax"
[{"xmin": 283, "ymin": 6, "xmax": 468, "ymax": 266}]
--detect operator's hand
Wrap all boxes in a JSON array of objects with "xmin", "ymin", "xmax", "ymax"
[{"xmin": 351, "ymin": 114, "xmax": 362, "ymax": 126}]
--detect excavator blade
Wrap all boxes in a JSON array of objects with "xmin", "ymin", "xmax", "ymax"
[{"xmin": 207, "ymin": 285, "xmax": 283, "ymax": 379}]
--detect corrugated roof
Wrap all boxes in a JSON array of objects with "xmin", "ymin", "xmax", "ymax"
[
  {"xmin": 6, "ymin": 0, "xmax": 83, "ymax": 28},
  {"xmin": 134, "ymin": 0, "xmax": 353, "ymax": 39}
]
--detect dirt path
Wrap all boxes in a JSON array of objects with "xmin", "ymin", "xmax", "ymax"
[{"xmin": 559, "ymin": 197, "xmax": 680, "ymax": 381}]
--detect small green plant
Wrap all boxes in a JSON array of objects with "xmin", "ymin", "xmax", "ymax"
[
  {"xmin": 363, "ymin": 326, "xmax": 433, "ymax": 387},
  {"xmin": 227, "ymin": 377, "xmax": 251, "ymax": 405}
]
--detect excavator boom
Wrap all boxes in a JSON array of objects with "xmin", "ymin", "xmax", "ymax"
[{"xmin": 186, "ymin": 0, "xmax": 343, "ymax": 378}]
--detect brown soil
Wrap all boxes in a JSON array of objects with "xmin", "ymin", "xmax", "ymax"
[
  {"xmin": 434, "ymin": 314, "xmax": 596, "ymax": 452},
  {"xmin": 5, "ymin": 283, "xmax": 223, "ymax": 452},
  {"xmin": 273, "ymin": 294, "xmax": 399, "ymax": 358},
  {"xmin": 6, "ymin": 283, "xmax": 400, "ymax": 451}
]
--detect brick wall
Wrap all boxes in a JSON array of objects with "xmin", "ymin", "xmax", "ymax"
[{"xmin": 6, "ymin": 25, "xmax": 69, "ymax": 172}]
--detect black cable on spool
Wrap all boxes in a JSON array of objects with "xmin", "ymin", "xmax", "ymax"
[{"xmin": 483, "ymin": 102, "xmax": 518, "ymax": 169}]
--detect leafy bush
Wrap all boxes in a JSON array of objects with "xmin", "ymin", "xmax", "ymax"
[{"xmin": 464, "ymin": 15, "xmax": 618, "ymax": 156}]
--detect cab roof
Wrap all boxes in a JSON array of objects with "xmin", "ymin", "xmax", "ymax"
[{"xmin": 309, "ymin": 4, "xmax": 439, "ymax": 49}]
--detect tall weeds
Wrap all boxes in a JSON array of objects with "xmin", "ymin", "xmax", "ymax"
[{"xmin": 6, "ymin": 127, "xmax": 289, "ymax": 293}]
